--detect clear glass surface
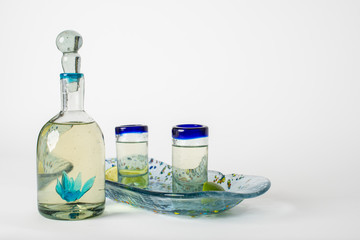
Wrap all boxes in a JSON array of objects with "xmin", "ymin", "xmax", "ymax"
[
  {"xmin": 172, "ymin": 137, "xmax": 208, "ymax": 192},
  {"xmin": 116, "ymin": 132, "xmax": 149, "ymax": 188},
  {"xmin": 105, "ymin": 158, "xmax": 271, "ymax": 216},
  {"xmin": 56, "ymin": 30, "xmax": 82, "ymax": 73},
  {"xmin": 37, "ymin": 121, "xmax": 105, "ymax": 220},
  {"xmin": 36, "ymin": 74, "xmax": 105, "ymax": 220}
]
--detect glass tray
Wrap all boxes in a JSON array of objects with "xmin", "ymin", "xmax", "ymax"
[{"xmin": 105, "ymin": 158, "xmax": 271, "ymax": 216}]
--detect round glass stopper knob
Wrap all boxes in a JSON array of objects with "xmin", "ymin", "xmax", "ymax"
[
  {"xmin": 56, "ymin": 30, "xmax": 83, "ymax": 53},
  {"xmin": 56, "ymin": 30, "xmax": 83, "ymax": 73}
]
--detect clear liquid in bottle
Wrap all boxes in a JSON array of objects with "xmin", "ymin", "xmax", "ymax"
[
  {"xmin": 36, "ymin": 30, "xmax": 105, "ymax": 220},
  {"xmin": 37, "ymin": 122, "xmax": 105, "ymax": 220}
]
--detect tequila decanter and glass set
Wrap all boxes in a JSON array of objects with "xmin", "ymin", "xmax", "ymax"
[{"xmin": 36, "ymin": 30, "xmax": 269, "ymax": 220}]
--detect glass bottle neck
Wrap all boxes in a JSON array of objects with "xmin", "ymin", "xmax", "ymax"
[{"xmin": 60, "ymin": 76, "xmax": 84, "ymax": 112}]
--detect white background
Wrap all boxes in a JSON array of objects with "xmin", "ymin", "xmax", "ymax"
[{"xmin": 1, "ymin": 0, "xmax": 359, "ymax": 239}]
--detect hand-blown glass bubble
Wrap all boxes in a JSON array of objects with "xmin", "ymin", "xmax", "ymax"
[{"xmin": 56, "ymin": 30, "xmax": 83, "ymax": 73}]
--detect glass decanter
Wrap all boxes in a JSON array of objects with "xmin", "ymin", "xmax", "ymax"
[{"xmin": 36, "ymin": 30, "xmax": 105, "ymax": 220}]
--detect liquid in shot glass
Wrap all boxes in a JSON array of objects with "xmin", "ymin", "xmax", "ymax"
[
  {"xmin": 172, "ymin": 124, "xmax": 208, "ymax": 192},
  {"xmin": 115, "ymin": 125, "xmax": 149, "ymax": 188}
]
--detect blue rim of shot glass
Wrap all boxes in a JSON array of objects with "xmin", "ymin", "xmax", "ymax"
[
  {"xmin": 172, "ymin": 124, "xmax": 208, "ymax": 140},
  {"xmin": 115, "ymin": 124, "xmax": 148, "ymax": 135}
]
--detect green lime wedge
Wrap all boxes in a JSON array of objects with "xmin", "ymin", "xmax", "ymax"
[
  {"xmin": 121, "ymin": 175, "xmax": 149, "ymax": 189},
  {"xmin": 202, "ymin": 182, "xmax": 225, "ymax": 191}
]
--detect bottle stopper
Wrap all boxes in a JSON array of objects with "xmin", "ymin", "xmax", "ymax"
[{"xmin": 56, "ymin": 30, "xmax": 83, "ymax": 73}]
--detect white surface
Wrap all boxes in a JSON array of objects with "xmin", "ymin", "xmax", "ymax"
[{"xmin": 1, "ymin": 0, "xmax": 360, "ymax": 239}]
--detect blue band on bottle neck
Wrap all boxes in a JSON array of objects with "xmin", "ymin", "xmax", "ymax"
[
  {"xmin": 115, "ymin": 125, "xmax": 148, "ymax": 135},
  {"xmin": 60, "ymin": 73, "xmax": 84, "ymax": 83},
  {"xmin": 172, "ymin": 124, "xmax": 208, "ymax": 140}
]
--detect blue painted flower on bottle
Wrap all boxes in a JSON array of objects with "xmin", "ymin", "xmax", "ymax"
[{"xmin": 56, "ymin": 171, "xmax": 95, "ymax": 202}]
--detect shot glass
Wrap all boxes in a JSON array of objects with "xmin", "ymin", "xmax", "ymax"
[
  {"xmin": 115, "ymin": 124, "xmax": 149, "ymax": 188},
  {"xmin": 172, "ymin": 124, "xmax": 208, "ymax": 192}
]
